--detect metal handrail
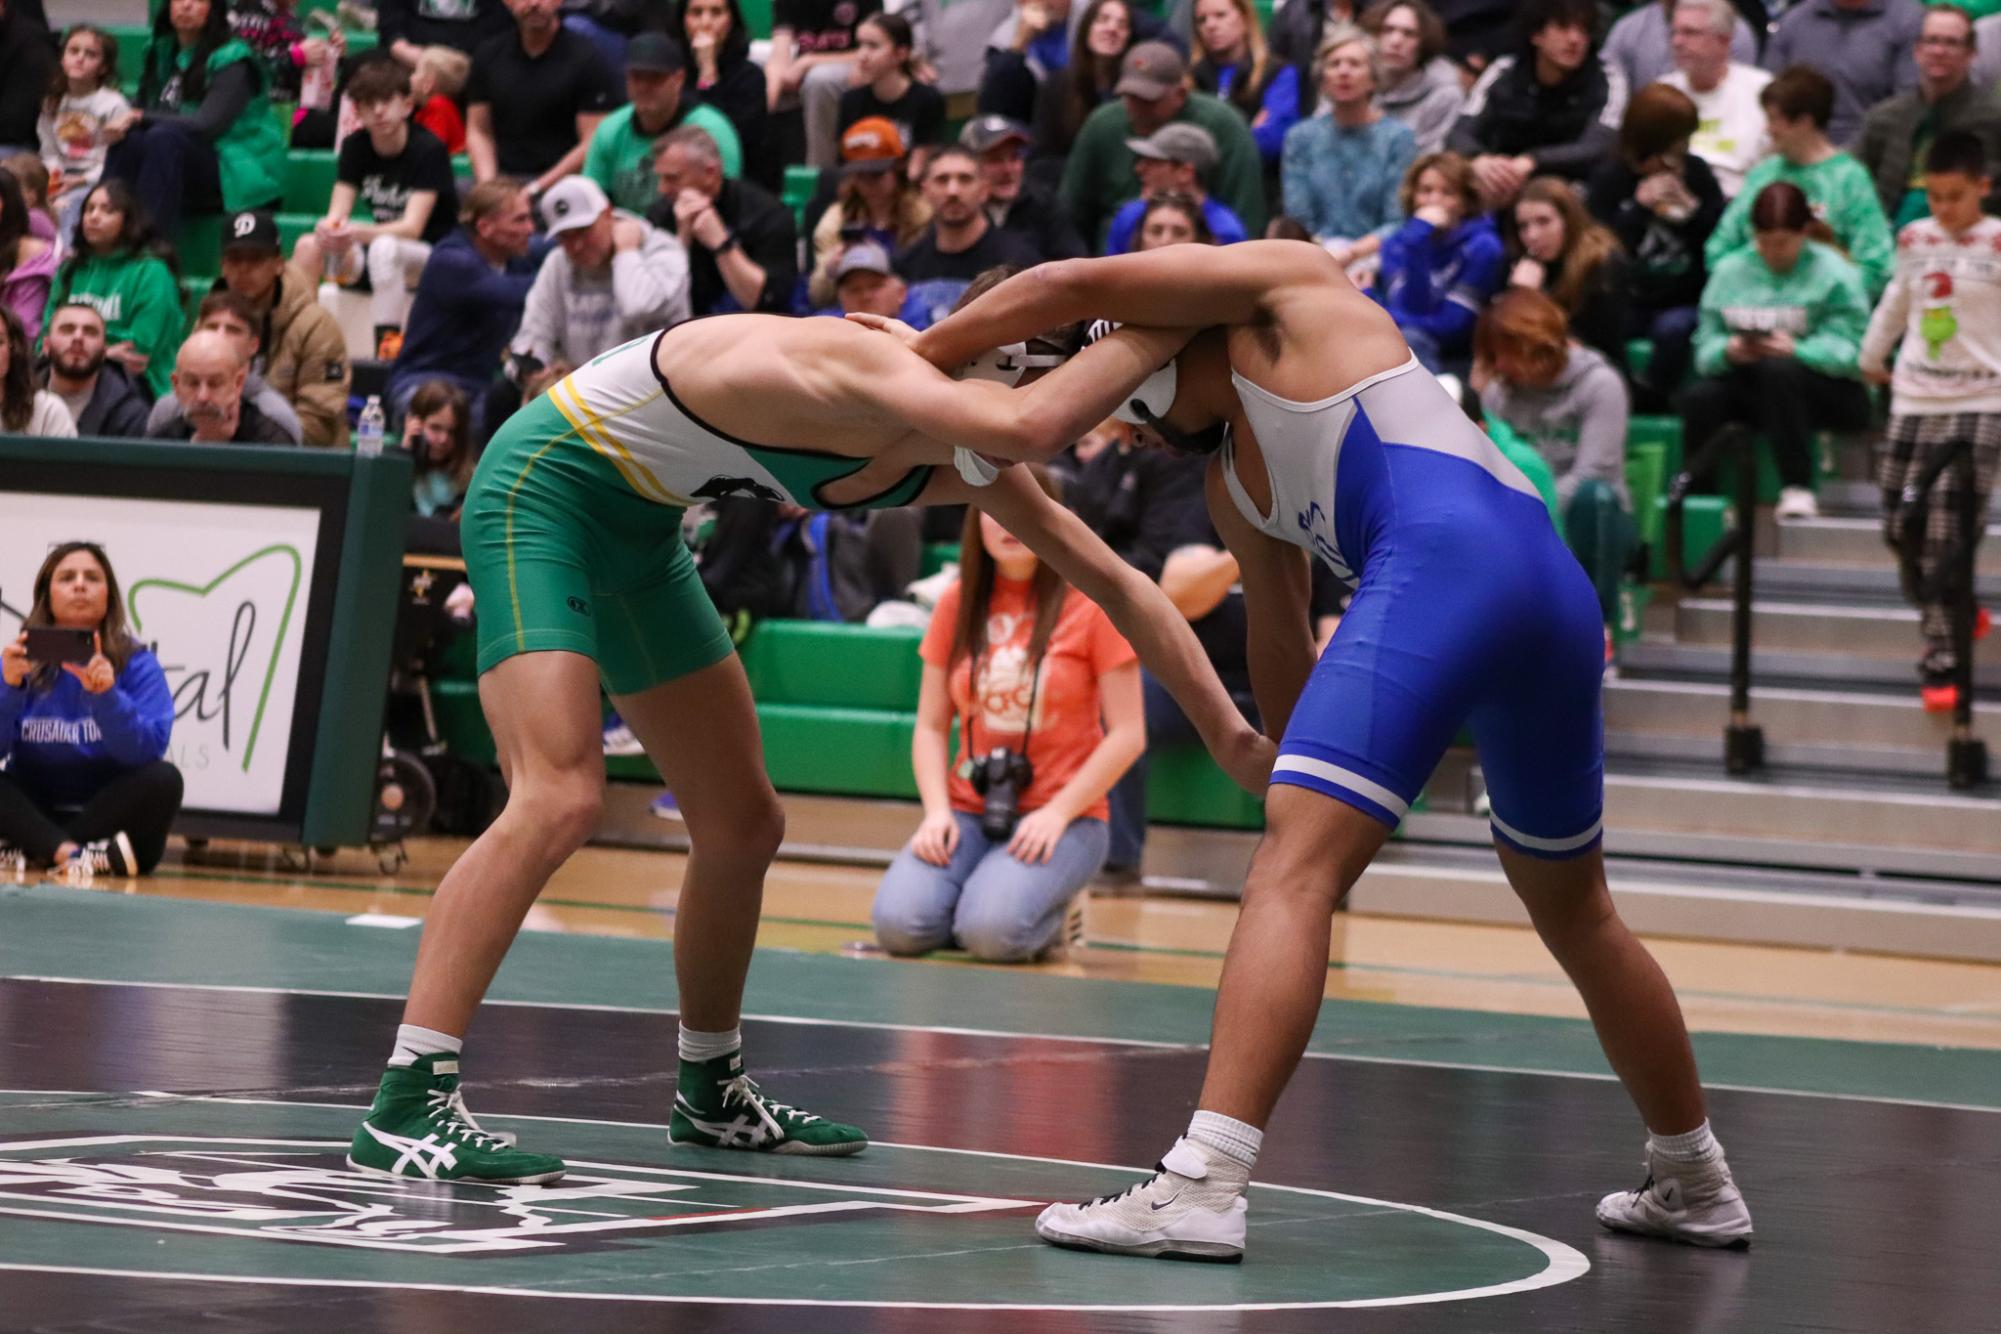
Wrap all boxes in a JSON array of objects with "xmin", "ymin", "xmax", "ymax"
[
  {"xmin": 1663, "ymin": 424, "xmax": 1764, "ymax": 775},
  {"xmin": 1890, "ymin": 436, "xmax": 1989, "ymax": 789}
]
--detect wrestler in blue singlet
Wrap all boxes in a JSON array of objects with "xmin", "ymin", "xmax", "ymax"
[{"xmin": 1217, "ymin": 357, "xmax": 1608, "ymax": 858}]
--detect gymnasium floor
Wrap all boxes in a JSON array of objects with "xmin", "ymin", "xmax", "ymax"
[{"xmin": 3, "ymin": 838, "xmax": 2000, "ymax": 1330}]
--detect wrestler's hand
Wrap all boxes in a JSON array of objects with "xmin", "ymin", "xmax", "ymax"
[
  {"xmin": 1216, "ymin": 725, "xmax": 1276, "ymax": 798},
  {"xmin": 844, "ymin": 311, "xmax": 922, "ymax": 349}
]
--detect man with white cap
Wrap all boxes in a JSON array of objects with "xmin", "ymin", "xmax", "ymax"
[
  {"xmin": 1103, "ymin": 121, "xmax": 1247, "ymax": 255},
  {"xmin": 511, "ymin": 174, "xmax": 690, "ymax": 402}
]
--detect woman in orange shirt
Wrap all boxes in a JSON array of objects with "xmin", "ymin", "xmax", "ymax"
[{"xmin": 873, "ymin": 469, "xmax": 1145, "ymax": 962}]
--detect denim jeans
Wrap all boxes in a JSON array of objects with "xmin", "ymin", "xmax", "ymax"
[
  {"xmin": 103, "ymin": 117, "xmax": 223, "ymax": 236},
  {"xmin": 872, "ymin": 812, "xmax": 1108, "ymax": 962}
]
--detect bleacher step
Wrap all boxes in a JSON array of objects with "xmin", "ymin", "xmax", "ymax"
[
  {"xmin": 1659, "ymin": 597, "xmax": 1938, "ymax": 658},
  {"xmin": 1772, "ymin": 516, "xmax": 2001, "ymax": 570},
  {"xmin": 1416, "ymin": 764, "xmax": 2001, "ymax": 880},
  {"xmin": 1598, "ymin": 769, "xmax": 2001, "ymax": 858},
  {"xmin": 1346, "ymin": 846, "xmax": 2001, "ymax": 964},
  {"xmin": 1748, "ymin": 559, "xmax": 2001, "ymax": 606},
  {"xmin": 1619, "ymin": 638, "xmax": 2001, "ymax": 690},
  {"xmin": 1604, "ymin": 678, "xmax": 1998, "ymax": 778}
]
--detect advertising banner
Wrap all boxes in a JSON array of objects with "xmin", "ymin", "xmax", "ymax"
[{"xmin": 1, "ymin": 494, "xmax": 322, "ymax": 816}]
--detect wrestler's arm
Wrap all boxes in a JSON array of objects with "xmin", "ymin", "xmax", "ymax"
[
  {"xmin": 1204, "ymin": 457, "xmax": 1316, "ymax": 740},
  {"xmin": 905, "ymin": 242, "xmax": 1336, "ymax": 372},
  {"xmin": 923, "ymin": 464, "xmax": 1275, "ymax": 797},
  {"xmin": 858, "ymin": 321, "xmax": 1194, "ymax": 464}
]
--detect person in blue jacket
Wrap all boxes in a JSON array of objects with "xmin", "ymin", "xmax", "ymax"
[
  {"xmin": 1375, "ymin": 147, "xmax": 1506, "ymax": 373},
  {"xmin": 383, "ymin": 178, "xmax": 541, "ymax": 435},
  {"xmin": 0, "ymin": 541, "xmax": 181, "ymax": 878},
  {"xmin": 1191, "ymin": 0, "xmax": 1301, "ymax": 168}
]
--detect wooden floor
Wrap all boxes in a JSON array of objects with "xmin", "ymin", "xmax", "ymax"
[{"xmin": 91, "ymin": 831, "xmax": 2001, "ymax": 1053}]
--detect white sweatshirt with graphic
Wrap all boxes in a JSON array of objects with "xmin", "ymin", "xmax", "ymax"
[{"xmin": 1861, "ymin": 214, "xmax": 2001, "ymax": 416}]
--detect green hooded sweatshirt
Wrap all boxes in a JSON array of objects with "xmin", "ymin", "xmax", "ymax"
[
  {"xmin": 43, "ymin": 251, "xmax": 185, "ymax": 400},
  {"xmin": 1693, "ymin": 241, "xmax": 1870, "ymax": 381},
  {"xmin": 141, "ymin": 36, "xmax": 285, "ymax": 214},
  {"xmin": 1705, "ymin": 151, "xmax": 1894, "ymax": 298}
]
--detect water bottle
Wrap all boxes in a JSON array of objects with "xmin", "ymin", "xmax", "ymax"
[{"xmin": 357, "ymin": 395, "xmax": 386, "ymax": 456}]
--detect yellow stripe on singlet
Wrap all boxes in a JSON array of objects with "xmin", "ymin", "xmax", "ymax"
[
  {"xmin": 503, "ymin": 426, "xmax": 587, "ymax": 656},
  {"xmin": 548, "ymin": 375, "xmax": 692, "ymax": 506}
]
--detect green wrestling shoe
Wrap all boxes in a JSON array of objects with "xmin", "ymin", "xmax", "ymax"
[
  {"xmin": 347, "ymin": 1053, "xmax": 566, "ymax": 1184},
  {"xmin": 669, "ymin": 1051, "xmax": 868, "ymax": 1156}
]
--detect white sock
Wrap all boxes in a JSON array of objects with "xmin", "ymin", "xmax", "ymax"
[
  {"xmin": 1187, "ymin": 1110, "xmax": 1263, "ymax": 1169},
  {"xmin": 678, "ymin": 1024, "xmax": 742, "ymax": 1063},
  {"xmin": 1649, "ymin": 1120, "xmax": 1721, "ymax": 1163},
  {"xmin": 388, "ymin": 1024, "xmax": 462, "ymax": 1068}
]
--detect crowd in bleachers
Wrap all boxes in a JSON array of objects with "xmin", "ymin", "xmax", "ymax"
[{"xmin": 8, "ymin": 0, "xmax": 2001, "ymax": 924}]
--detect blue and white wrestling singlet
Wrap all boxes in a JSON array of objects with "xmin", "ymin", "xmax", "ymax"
[{"xmin": 1224, "ymin": 359, "xmax": 1606, "ymax": 858}]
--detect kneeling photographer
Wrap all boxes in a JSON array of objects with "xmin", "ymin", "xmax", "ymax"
[
  {"xmin": 872, "ymin": 468, "xmax": 1144, "ymax": 962},
  {"xmin": 1, "ymin": 543, "xmax": 181, "ymax": 877}
]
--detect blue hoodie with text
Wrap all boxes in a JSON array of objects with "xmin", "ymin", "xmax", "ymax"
[{"xmin": 0, "ymin": 648, "xmax": 175, "ymax": 808}]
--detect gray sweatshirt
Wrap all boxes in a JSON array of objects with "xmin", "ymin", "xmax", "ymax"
[
  {"xmin": 1480, "ymin": 343, "xmax": 1631, "ymax": 508},
  {"xmin": 511, "ymin": 210, "xmax": 691, "ymax": 372},
  {"xmin": 1377, "ymin": 58, "xmax": 1465, "ymax": 156}
]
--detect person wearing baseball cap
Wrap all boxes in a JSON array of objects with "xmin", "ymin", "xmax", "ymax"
[
  {"xmin": 804, "ymin": 117, "xmax": 930, "ymax": 308},
  {"xmin": 1102, "ymin": 121, "xmax": 1247, "ymax": 254},
  {"xmin": 582, "ymin": 31, "xmax": 745, "ymax": 214},
  {"xmin": 828, "ymin": 241, "xmax": 910, "ymax": 320},
  {"xmin": 960, "ymin": 114, "xmax": 1086, "ymax": 262},
  {"xmin": 214, "ymin": 208, "xmax": 352, "ymax": 447},
  {"xmin": 1060, "ymin": 37, "xmax": 1267, "ymax": 248},
  {"xmin": 508, "ymin": 176, "xmax": 690, "ymax": 407}
]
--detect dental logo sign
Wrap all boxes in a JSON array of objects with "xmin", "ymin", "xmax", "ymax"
[{"xmin": 0, "ymin": 494, "xmax": 319, "ymax": 815}]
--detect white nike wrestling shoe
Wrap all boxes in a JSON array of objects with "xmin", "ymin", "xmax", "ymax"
[
  {"xmin": 1035, "ymin": 1137, "xmax": 1250, "ymax": 1262},
  {"xmin": 1597, "ymin": 1145, "xmax": 1754, "ymax": 1247}
]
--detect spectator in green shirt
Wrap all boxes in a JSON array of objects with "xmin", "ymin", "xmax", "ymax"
[
  {"xmin": 1707, "ymin": 64, "xmax": 1895, "ymax": 298},
  {"xmin": 583, "ymin": 31, "xmax": 742, "ymax": 215},
  {"xmin": 1683, "ymin": 179, "xmax": 1873, "ymax": 520},
  {"xmin": 1059, "ymin": 40, "xmax": 1266, "ymax": 250},
  {"xmin": 41, "ymin": 179, "xmax": 182, "ymax": 400}
]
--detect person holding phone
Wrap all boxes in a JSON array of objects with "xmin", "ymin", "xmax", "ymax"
[
  {"xmin": 1679, "ymin": 178, "xmax": 1873, "ymax": 520},
  {"xmin": 0, "ymin": 541, "xmax": 181, "ymax": 878}
]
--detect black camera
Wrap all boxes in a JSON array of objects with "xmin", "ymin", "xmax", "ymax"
[{"xmin": 968, "ymin": 746, "xmax": 1034, "ymax": 840}]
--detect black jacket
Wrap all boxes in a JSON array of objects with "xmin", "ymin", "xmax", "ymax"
[
  {"xmin": 1447, "ymin": 50, "xmax": 1627, "ymax": 182},
  {"xmin": 990, "ymin": 177, "xmax": 1087, "ymax": 263},
  {"xmin": 1054, "ymin": 442, "xmax": 1208, "ymax": 583},
  {"xmin": 0, "ymin": 7, "xmax": 56, "ymax": 150},
  {"xmin": 69, "ymin": 363, "xmax": 153, "ymax": 438},
  {"xmin": 1585, "ymin": 153, "xmax": 1725, "ymax": 312},
  {"xmin": 157, "ymin": 396, "xmax": 296, "ymax": 445},
  {"xmin": 649, "ymin": 177, "xmax": 798, "ymax": 315}
]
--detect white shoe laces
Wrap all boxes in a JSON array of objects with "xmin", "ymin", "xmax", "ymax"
[
  {"xmin": 423, "ymin": 1086, "xmax": 515, "ymax": 1150},
  {"xmin": 719, "ymin": 1072, "xmax": 821, "ymax": 1141}
]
